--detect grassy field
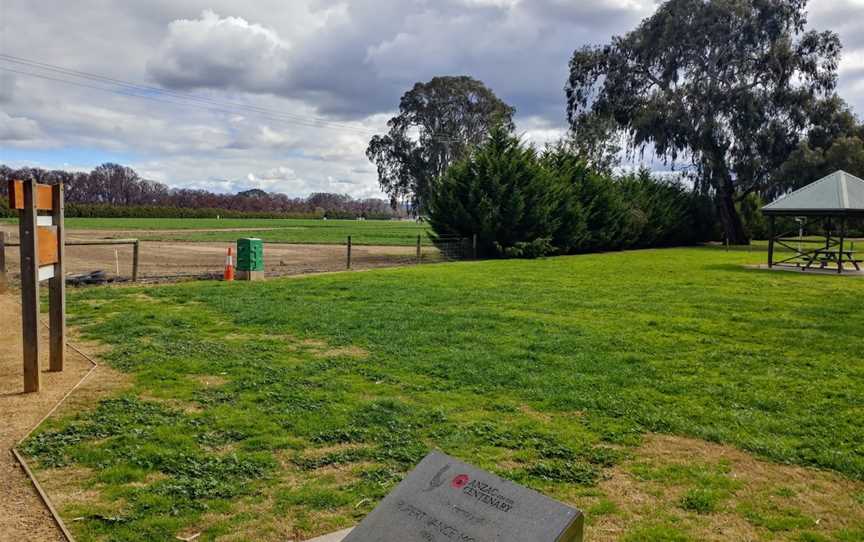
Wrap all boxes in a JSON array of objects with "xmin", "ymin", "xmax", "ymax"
[
  {"xmin": 1, "ymin": 217, "xmax": 430, "ymax": 245},
  {"xmin": 20, "ymin": 247, "xmax": 864, "ymax": 541}
]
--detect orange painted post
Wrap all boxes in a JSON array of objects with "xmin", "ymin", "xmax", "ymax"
[{"xmin": 9, "ymin": 180, "xmax": 53, "ymax": 211}]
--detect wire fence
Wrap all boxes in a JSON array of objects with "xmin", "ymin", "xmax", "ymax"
[{"xmin": 0, "ymin": 231, "xmax": 478, "ymax": 285}]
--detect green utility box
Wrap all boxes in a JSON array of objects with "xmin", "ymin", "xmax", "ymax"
[{"xmin": 236, "ymin": 238, "xmax": 264, "ymax": 280}]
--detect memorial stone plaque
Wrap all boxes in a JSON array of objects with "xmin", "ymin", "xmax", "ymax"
[{"xmin": 342, "ymin": 451, "xmax": 583, "ymax": 542}]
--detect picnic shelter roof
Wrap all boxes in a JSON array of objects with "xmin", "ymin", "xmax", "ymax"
[{"xmin": 762, "ymin": 170, "xmax": 864, "ymax": 216}]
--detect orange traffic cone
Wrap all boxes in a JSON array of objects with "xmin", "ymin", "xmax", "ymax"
[{"xmin": 224, "ymin": 247, "xmax": 235, "ymax": 281}]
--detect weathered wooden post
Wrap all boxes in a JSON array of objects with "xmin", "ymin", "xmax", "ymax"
[
  {"xmin": 132, "ymin": 240, "xmax": 140, "ymax": 282},
  {"xmin": 347, "ymin": 235, "xmax": 352, "ymax": 269},
  {"xmin": 16, "ymin": 180, "xmax": 41, "ymax": 392},
  {"xmin": 0, "ymin": 231, "xmax": 7, "ymax": 293},
  {"xmin": 416, "ymin": 234, "xmax": 421, "ymax": 263},
  {"xmin": 9, "ymin": 179, "xmax": 65, "ymax": 392},
  {"xmin": 472, "ymin": 233, "xmax": 478, "ymax": 260},
  {"xmin": 49, "ymin": 183, "xmax": 65, "ymax": 372}
]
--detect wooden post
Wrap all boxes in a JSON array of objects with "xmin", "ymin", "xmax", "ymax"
[
  {"xmin": 347, "ymin": 235, "xmax": 352, "ymax": 269},
  {"xmin": 767, "ymin": 215, "xmax": 775, "ymax": 269},
  {"xmin": 19, "ymin": 180, "xmax": 40, "ymax": 393},
  {"xmin": 472, "ymin": 234, "xmax": 478, "ymax": 260},
  {"xmin": 132, "ymin": 240, "xmax": 140, "ymax": 282},
  {"xmin": 49, "ymin": 183, "xmax": 65, "ymax": 372},
  {"xmin": 838, "ymin": 216, "xmax": 846, "ymax": 274},
  {"xmin": 0, "ymin": 231, "xmax": 6, "ymax": 293},
  {"xmin": 416, "ymin": 234, "xmax": 421, "ymax": 263}
]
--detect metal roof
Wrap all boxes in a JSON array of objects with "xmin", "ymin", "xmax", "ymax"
[{"xmin": 762, "ymin": 170, "xmax": 864, "ymax": 215}]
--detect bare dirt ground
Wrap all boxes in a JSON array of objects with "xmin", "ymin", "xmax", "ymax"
[
  {"xmin": 0, "ymin": 292, "xmax": 92, "ymax": 542},
  {"xmin": 2, "ymin": 238, "xmax": 430, "ymax": 283}
]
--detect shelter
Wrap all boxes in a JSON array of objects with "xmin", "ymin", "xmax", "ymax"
[{"xmin": 761, "ymin": 170, "xmax": 864, "ymax": 273}]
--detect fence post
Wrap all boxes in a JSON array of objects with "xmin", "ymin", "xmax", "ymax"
[
  {"xmin": 19, "ymin": 180, "xmax": 40, "ymax": 393},
  {"xmin": 416, "ymin": 234, "xmax": 421, "ymax": 264},
  {"xmin": 472, "ymin": 234, "xmax": 478, "ymax": 260},
  {"xmin": 132, "ymin": 240, "xmax": 140, "ymax": 282},
  {"xmin": 347, "ymin": 235, "xmax": 352, "ymax": 269},
  {"xmin": 0, "ymin": 231, "xmax": 6, "ymax": 293},
  {"xmin": 49, "ymin": 183, "xmax": 65, "ymax": 372}
]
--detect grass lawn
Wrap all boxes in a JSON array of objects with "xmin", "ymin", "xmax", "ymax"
[
  {"xmin": 1, "ymin": 217, "xmax": 430, "ymax": 245},
  {"xmin": 20, "ymin": 247, "xmax": 864, "ymax": 541}
]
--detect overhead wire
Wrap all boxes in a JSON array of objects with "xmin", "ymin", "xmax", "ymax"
[{"xmin": 0, "ymin": 54, "xmax": 467, "ymax": 143}]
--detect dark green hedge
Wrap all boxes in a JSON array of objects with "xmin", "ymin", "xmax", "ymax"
[{"xmin": 428, "ymin": 126, "xmax": 717, "ymax": 258}]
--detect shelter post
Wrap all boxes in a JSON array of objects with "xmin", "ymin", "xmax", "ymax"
[
  {"xmin": 767, "ymin": 215, "xmax": 775, "ymax": 268},
  {"xmin": 838, "ymin": 216, "xmax": 847, "ymax": 274}
]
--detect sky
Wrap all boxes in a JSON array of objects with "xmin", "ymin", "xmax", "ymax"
[{"xmin": 1, "ymin": 0, "xmax": 863, "ymax": 199}]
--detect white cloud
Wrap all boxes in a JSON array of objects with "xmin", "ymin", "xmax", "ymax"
[
  {"xmin": 0, "ymin": 0, "xmax": 861, "ymax": 199},
  {"xmin": 148, "ymin": 10, "xmax": 292, "ymax": 92},
  {"xmin": 0, "ymin": 111, "xmax": 43, "ymax": 143}
]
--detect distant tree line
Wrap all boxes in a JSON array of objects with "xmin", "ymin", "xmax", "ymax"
[{"xmin": 0, "ymin": 163, "xmax": 398, "ymax": 220}]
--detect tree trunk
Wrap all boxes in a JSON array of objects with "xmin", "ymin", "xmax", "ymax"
[
  {"xmin": 708, "ymin": 150, "xmax": 749, "ymax": 245},
  {"xmin": 717, "ymin": 187, "xmax": 749, "ymax": 245}
]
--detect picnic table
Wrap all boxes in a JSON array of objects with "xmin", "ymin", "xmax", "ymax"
[{"xmin": 802, "ymin": 248, "xmax": 862, "ymax": 271}]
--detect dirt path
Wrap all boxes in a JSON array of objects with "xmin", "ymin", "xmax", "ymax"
[{"xmin": 0, "ymin": 292, "xmax": 93, "ymax": 542}]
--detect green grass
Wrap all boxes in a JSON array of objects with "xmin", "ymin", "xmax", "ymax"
[
  {"xmin": 2, "ymin": 217, "xmax": 430, "ymax": 245},
  {"xmin": 20, "ymin": 247, "xmax": 864, "ymax": 540}
]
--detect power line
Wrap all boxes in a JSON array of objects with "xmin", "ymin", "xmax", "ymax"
[
  {"xmin": 0, "ymin": 54, "xmax": 466, "ymax": 143},
  {"xmin": 0, "ymin": 53, "xmax": 376, "ymax": 133}
]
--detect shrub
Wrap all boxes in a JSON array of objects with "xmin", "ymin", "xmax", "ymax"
[
  {"xmin": 617, "ymin": 171, "xmax": 704, "ymax": 248},
  {"xmin": 427, "ymin": 125, "xmax": 560, "ymax": 258},
  {"xmin": 541, "ymin": 146, "xmax": 627, "ymax": 252},
  {"xmin": 427, "ymin": 130, "xmax": 716, "ymax": 258}
]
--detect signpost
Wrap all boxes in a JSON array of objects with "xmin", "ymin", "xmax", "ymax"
[
  {"xmin": 9, "ymin": 179, "xmax": 65, "ymax": 393},
  {"xmin": 342, "ymin": 451, "xmax": 584, "ymax": 542}
]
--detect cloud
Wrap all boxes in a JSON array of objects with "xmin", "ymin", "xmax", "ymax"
[
  {"xmin": 143, "ymin": 2, "xmax": 655, "ymax": 120},
  {"xmin": 0, "ymin": 111, "xmax": 43, "ymax": 143},
  {"xmin": 147, "ymin": 10, "xmax": 292, "ymax": 92},
  {"xmin": 251, "ymin": 166, "xmax": 298, "ymax": 182},
  {"xmin": 0, "ymin": 0, "xmax": 862, "ymax": 199}
]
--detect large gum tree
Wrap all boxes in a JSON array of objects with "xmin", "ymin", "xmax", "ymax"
[
  {"xmin": 367, "ymin": 76, "xmax": 514, "ymax": 216},
  {"xmin": 565, "ymin": 0, "xmax": 841, "ymax": 244}
]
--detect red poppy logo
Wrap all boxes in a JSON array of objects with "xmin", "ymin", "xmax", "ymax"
[{"xmin": 451, "ymin": 474, "xmax": 470, "ymax": 489}]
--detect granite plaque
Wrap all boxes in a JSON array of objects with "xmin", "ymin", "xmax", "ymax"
[{"xmin": 342, "ymin": 451, "xmax": 583, "ymax": 542}]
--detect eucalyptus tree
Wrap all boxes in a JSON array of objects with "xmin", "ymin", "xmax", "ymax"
[
  {"xmin": 775, "ymin": 97, "xmax": 864, "ymax": 196},
  {"xmin": 367, "ymin": 76, "xmax": 515, "ymax": 215},
  {"xmin": 565, "ymin": 0, "xmax": 841, "ymax": 243}
]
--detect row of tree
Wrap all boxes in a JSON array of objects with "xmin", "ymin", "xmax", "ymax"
[
  {"xmin": 428, "ymin": 127, "xmax": 714, "ymax": 257},
  {"xmin": 0, "ymin": 164, "xmax": 398, "ymax": 219},
  {"xmin": 368, "ymin": 0, "xmax": 864, "ymax": 245}
]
